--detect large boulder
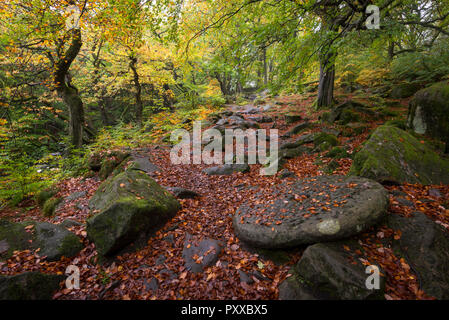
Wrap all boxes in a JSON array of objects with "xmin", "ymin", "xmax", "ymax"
[
  {"xmin": 349, "ymin": 125, "xmax": 449, "ymax": 185},
  {"xmin": 408, "ymin": 82, "xmax": 449, "ymax": 152},
  {"xmin": 233, "ymin": 175, "xmax": 388, "ymax": 249},
  {"xmin": 385, "ymin": 212, "xmax": 449, "ymax": 299},
  {"xmin": 0, "ymin": 272, "xmax": 63, "ymax": 300},
  {"xmin": 279, "ymin": 241, "xmax": 385, "ymax": 300},
  {"xmin": 0, "ymin": 220, "xmax": 83, "ymax": 261},
  {"xmin": 87, "ymin": 170, "xmax": 180, "ymax": 256}
]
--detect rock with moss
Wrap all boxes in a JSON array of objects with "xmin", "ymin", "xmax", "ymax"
[
  {"xmin": 42, "ymin": 197, "xmax": 62, "ymax": 217},
  {"xmin": 390, "ymin": 82, "xmax": 421, "ymax": 99},
  {"xmin": 233, "ymin": 175, "xmax": 388, "ymax": 249},
  {"xmin": 35, "ymin": 188, "xmax": 57, "ymax": 207},
  {"xmin": 339, "ymin": 109, "xmax": 361, "ymax": 124},
  {"xmin": 313, "ymin": 132, "xmax": 338, "ymax": 151},
  {"xmin": 0, "ymin": 272, "xmax": 64, "ymax": 300},
  {"xmin": 0, "ymin": 220, "xmax": 83, "ymax": 261},
  {"xmin": 349, "ymin": 125, "xmax": 449, "ymax": 185},
  {"xmin": 279, "ymin": 240, "xmax": 385, "ymax": 300},
  {"xmin": 280, "ymin": 146, "xmax": 311, "ymax": 159},
  {"xmin": 284, "ymin": 114, "xmax": 302, "ymax": 124},
  {"xmin": 87, "ymin": 170, "xmax": 181, "ymax": 256},
  {"xmin": 95, "ymin": 150, "xmax": 131, "ymax": 180},
  {"xmin": 322, "ymin": 159, "xmax": 340, "ymax": 174},
  {"xmin": 328, "ymin": 100, "xmax": 374, "ymax": 123},
  {"xmin": 283, "ymin": 122, "xmax": 310, "ymax": 137},
  {"xmin": 319, "ymin": 111, "xmax": 332, "ymax": 123},
  {"xmin": 408, "ymin": 81, "xmax": 449, "ymax": 152},
  {"xmin": 384, "ymin": 119, "xmax": 407, "ymax": 130},
  {"xmin": 325, "ymin": 147, "xmax": 349, "ymax": 159}
]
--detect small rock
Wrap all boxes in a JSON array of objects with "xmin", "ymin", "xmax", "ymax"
[
  {"xmin": 279, "ymin": 169, "xmax": 295, "ymax": 179},
  {"xmin": 182, "ymin": 234, "xmax": 223, "ymax": 273},
  {"xmin": 428, "ymin": 188, "xmax": 442, "ymax": 198},
  {"xmin": 203, "ymin": 164, "xmax": 250, "ymax": 176},
  {"xmin": 144, "ymin": 278, "xmax": 159, "ymax": 293},
  {"xmin": 155, "ymin": 254, "xmax": 166, "ymax": 266},
  {"xmin": 165, "ymin": 187, "xmax": 200, "ymax": 199},
  {"xmin": 238, "ymin": 270, "xmax": 254, "ymax": 284},
  {"xmin": 396, "ymin": 198, "xmax": 415, "ymax": 207}
]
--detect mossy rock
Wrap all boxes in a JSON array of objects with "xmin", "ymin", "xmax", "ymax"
[
  {"xmin": 280, "ymin": 146, "xmax": 311, "ymax": 159},
  {"xmin": 349, "ymin": 125, "xmax": 449, "ymax": 185},
  {"xmin": 408, "ymin": 81, "xmax": 449, "ymax": 152},
  {"xmin": 384, "ymin": 119, "xmax": 407, "ymax": 130},
  {"xmin": 87, "ymin": 153, "xmax": 102, "ymax": 171},
  {"xmin": 339, "ymin": 109, "xmax": 361, "ymax": 125},
  {"xmin": 390, "ymin": 82, "xmax": 421, "ymax": 99},
  {"xmin": 313, "ymin": 132, "xmax": 338, "ymax": 149},
  {"xmin": 42, "ymin": 197, "xmax": 62, "ymax": 217},
  {"xmin": 35, "ymin": 188, "xmax": 57, "ymax": 207},
  {"xmin": 87, "ymin": 170, "xmax": 181, "ymax": 256},
  {"xmin": 285, "ymin": 114, "xmax": 302, "ymax": 124},
  {"xmin": 325, "ymin": 147, "xmax": 349, "ymax": 159},
  {"xmin": 322, "ymin": 159, "xmax": 340, "ymax": 174},
  {"xmin": 0, "ymin": 220, "xmax": 83, "ymax": 261},
  {"xmin": 319, "ymin": 112, "xmax": 332, "ymax": 123},
  {"xmin": 286, "ymin": 122, "xmax": 311, "ymax": 136},
  {"xmin": 98, "ymin": 151, "xmax": 131, "ymax": 180},
  {"xmin": 342, "ymin": 123, "xmax": 368, "ymax": 137},
  {"xmin": 0, "ymin": 272, "xmax": 64, "ymax": 300},
  {"xmin": 328, "ymin": 100, "xmax": 374, "ymax": 123}
]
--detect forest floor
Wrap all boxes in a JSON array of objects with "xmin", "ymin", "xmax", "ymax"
[{"xmin": 1, "ymin": 91, "xmax": 449, "ymax": 300}]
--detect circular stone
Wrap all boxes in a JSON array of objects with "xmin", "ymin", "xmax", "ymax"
[{"xmin": 232, "ymin": 175, "xmax": 388, "ymax": 249}]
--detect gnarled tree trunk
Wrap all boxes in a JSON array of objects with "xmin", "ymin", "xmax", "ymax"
[{"xmin": 53, "ymin": 28, "xmax": 84, "ymax": 148}]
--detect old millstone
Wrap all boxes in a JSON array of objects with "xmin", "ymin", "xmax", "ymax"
[{"xmin": 233, "ymin": 175, "xmax": 388, "ymax": 249}]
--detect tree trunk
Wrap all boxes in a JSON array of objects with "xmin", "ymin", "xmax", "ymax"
[
  {"xmin": 63, "ymin": 86, "xmax": 84, "ymax": 147},
  {"xmin": 53, "ymin": 28, "xmax": 84, "ymax": 148},
  {"xmin": 317, "ymin": 51, "xmax": 335, "ymax": 109},
  {"xmin": 99, "ymin": 98, "xmax": 111, "ymax": 126},
  {"xmin": 263, "ymin": 47, "xmax": 268, "ymax": 86},
  {"xmin": 129, "ymin": 56, "xmax": 143, "ymax": 126}
]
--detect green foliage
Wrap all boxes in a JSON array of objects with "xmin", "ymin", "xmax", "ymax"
[{"xmin": 391, "ymin": 39, "xmax": 449, "ymax": 82}]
